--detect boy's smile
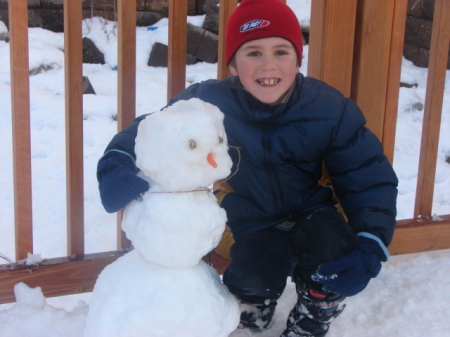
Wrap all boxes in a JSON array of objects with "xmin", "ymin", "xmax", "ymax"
[
  {"xmin": 228, "ymin": 37, "xmax": 299, "ymax": 105},
  {"xmin": 258, "ymin": 78, "xmax": 279, "ymax": 86}
]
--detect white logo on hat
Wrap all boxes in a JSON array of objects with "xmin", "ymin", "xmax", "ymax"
[{"xmin": 240, "ymin": 20, "xmax": 270, "ymax": 32}]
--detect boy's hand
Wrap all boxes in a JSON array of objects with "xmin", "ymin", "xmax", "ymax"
[
  {"xmin": 97, "ymin": 150, "xmax": 150, "ymax": 213},
  {"xmin": 311, "ymin": 236, "xmax": 388, "ymax": 297}
]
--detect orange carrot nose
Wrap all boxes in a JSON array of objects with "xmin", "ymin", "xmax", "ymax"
[{"xmin": 207, "ymin": 153, "xmax": 217, "ymax": 168}]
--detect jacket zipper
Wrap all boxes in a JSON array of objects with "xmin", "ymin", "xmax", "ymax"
[{"xmin": 262, "ymin": 127, "xmax": 283, "ymax": 213}]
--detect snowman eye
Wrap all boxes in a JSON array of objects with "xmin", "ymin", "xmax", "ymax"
[
  {"xmin": 218, "ymin": 136, "xmax": 223, "ymax": 144},
  {"xmin": 189, "ymin": 139, "xmax": 197, "ymax": 149}
]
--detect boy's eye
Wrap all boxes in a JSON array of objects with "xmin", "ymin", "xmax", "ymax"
[
  {"xmin": 275, "ymin": 50, "xmax": 288, "ymax": 56},
  {"xmin": 248, "ymin": 51, "xmax": 260, "ymax": 57}
]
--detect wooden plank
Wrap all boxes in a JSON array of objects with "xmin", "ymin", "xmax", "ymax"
[
  {"xmin": 382, "ymin": 0, "xmax": 407, "ymax": 164},
  {"xmin": 117, "ymin": 211, "xmax": 131, "ymax": 249},
  {"xmin": 217, "ymin": 0, "xmax": 238, "ymax": 79},
  {"xmin": 2, "ymin": 216, "xmax": 449, "ymax": 304},
  {"xmin": 167, "ymin": 0, "xmax": 187, "ymax": 101},
  {"xmin": 0, "ymin": 249, "xmax": 225, "ymax": 305},
  {"xmin": 9, "ymin": 0, "xmax": 33, "ymax": 261},
  {"xmin": 116, "ymin": 0, "xmax": 136, "ymax": 249},
  {"xmin": 64, "ymin": 0, "xmax": 85, "ymax": 256},
  {"xmin": 350, "ymin": 0, "xmax": 395, "ymax": 140},
  {"xmin": 117, "ymin": 0, "xmax": 137, "ymax": 131},
  {"xmin": 203, "ymin": 250, "xmax": 230, "ymax": 275},
  {"xmin": 0, "ymin": 251, "xmax": 127, "ymax": 304},
  {"xmin": 308, "ymin": 0, "xmax": 357, "ymax": 96},
  {"xmin": 389, "ymin": 215, "xmax": 450, "ymax": 255},
  {"xmin": 414, "ymin": 0, "xmax": 450, "ymax": 218}
]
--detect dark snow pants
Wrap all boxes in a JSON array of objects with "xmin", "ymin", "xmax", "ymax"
[{"xmin": 222, "ymin": 206, "xmax": 358, "ymax": 304}]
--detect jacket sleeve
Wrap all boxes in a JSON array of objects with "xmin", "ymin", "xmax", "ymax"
[
  {"xmin": 104, "ymin": 114, "xmax": 147, "ymax": 158},
  {"xmin": 324, "ymin": 98, "xmax": 398, "ymax": 246}
]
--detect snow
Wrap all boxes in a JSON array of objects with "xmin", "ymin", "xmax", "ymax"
[
  {"xmin": 85, "ymin": 253, "xmax": 239, "ymax": 337},
  {"xmin": 121, "ymin": 98, "xmax": 232, "ymax": 268},
  {"xmin": 83, "ymin": 98, "xmax": 240, "ymax": 336},
  {"xmin": 1, "ymin": 0, "xmax": 450, "ymax": 336},
  {"xmin": 22, "ymin": 253, "xmax": 43, "ymax": 266},
  {"xmin": 135, "ymin": 99, "xmax": 231, "ymax": 192}
]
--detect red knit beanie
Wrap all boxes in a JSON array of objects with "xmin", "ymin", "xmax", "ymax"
[{"xmin": 225, "ymin": 0, "xmax": 303, "ymax": 66}]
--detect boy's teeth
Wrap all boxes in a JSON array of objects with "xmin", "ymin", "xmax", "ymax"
[{"xmin": 259, "ymin": 79, "xmax": 278, "ymax": 85}]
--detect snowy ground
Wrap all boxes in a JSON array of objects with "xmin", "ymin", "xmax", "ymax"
[
  {"xmin": 1, "ymin": 0, "xmax": 450, "ymax": 336},
  {"xmin": 1, "ymin": 249, "xmax": 450, "ymax": 337}
]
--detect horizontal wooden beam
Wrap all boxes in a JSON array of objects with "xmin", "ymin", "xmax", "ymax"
[
  {"xmin": 0, "ymin": 251, "xmax": 127, "ymax": 304},
  {"xmin": 389, "ymin": 215, "xmax": 450, "ymax": 255},
  {"xmin": 2, "ymin": 218, "xmax": 449, "ymax": 304},
  {"xmin": 0, "ymin": 250, "xmax": 228, "ymax": 304}
]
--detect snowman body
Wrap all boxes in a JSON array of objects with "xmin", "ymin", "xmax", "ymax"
[
  {"xmin": 84, "ymin": 98, "xmax": 240, "ymax": 337},
  {"xmin": 122, "ymin": 187, "xmax": 227, "ymax": 268},
  {"xmin": 84, "ymin": 251, "xmax": 239, "ymax": 337}
]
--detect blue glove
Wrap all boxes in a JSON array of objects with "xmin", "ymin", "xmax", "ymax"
[
  {"xmin": 311, "ymin": 234, "xmax": 389, "ymax": 297},
  {"xmin": 97, "ymin": 150, "xmax": 150, "ymax": 213}
]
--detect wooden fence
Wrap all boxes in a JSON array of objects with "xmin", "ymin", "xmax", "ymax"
[{"xmin": 1, "ymin": 0, "xmax": 449, "ymax": 304}]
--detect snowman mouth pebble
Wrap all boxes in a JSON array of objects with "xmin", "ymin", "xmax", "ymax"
[{"xmin": 84, "ymin": 98, "xmax": 241, "ymax": 337}]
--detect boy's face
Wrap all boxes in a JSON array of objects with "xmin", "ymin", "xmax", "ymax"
[{"xmin": 228, "ymin": 37, "xmax": 299, "ymax": 105}]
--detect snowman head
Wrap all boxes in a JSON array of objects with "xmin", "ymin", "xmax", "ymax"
[{"xmin": 135, "ymin": 98, "xmax": 233, "ymax": 192}]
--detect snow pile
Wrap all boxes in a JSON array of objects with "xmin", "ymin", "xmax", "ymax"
[
  {"xmin": 0, "ymin": 283, "xmax": 88, "ymax": 337},
  {"xmin": 84, "ymin": 251, "xmax": 239, "ymax": 337}
]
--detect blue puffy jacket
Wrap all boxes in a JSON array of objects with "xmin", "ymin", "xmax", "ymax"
[{"xmin": 102, "ymin": 74, "xmax": 398, "ymax": 245}]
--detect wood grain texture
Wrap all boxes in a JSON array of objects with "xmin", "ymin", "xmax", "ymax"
[
  {"xmin": 64, "ymin": 0, "xmax": 84, "ymax": 256},
  {"xmin": 414, "ymin": 0, "xmax": 450, "ymax": 218},
  {"xmin": 0, "ymin": 251, "xmax": 127, "ymax": 304},
  {"xmin": 116, "ymin": 0, "xmax": 137, "ymax": 250},
  {"xmin": 167, "ymin": 0, "xmax": 188, "ymax": 101},
  {"xmin": 217, "ymin": 0, "xmax": 238, "ymax": 79},
  {"xmin": 308, "ymin": 0, "xmax": 357, "ymax": 97},
  {"xmin": 390, "ymin": 215, "xmax": 450, "ymax": 255},
  {"xmin": 9, "ymin": 0, "xmax": 33, "ymax": 261}
]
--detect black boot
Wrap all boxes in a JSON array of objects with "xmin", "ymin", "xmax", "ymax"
[
  {"xmin": 280, "ymin": 281, "xmax": 345, "ymax": 337},
  {"xmin": 239, "ymin": 298, "xmax": 278, "ymax": 332}
]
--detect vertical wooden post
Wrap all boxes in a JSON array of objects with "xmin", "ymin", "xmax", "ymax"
[
  {"xmin": 167, "ymin": 0, "xmax": 188, "ymax": 101},
  {"xmin": 414, "ymin": 0, "xmax": 450, "ymax": 219},
  {"xmin": 9, "ymin": 0, "xmax": 33, "ymax": 261},
  {"xmin": 217, "ymin": 0, "xmax": 238, "ymax": 79},
  {"xmin": 117, "ymin": 0, "xmax": 137, "ymax": 131},
  {"xmin": 116, "ymin": 0, "xmax": 137, "ymax": 249},
  {"xmin": 64, "ymin": 0, "xmax": 84, "ymax": 256},
  {"xmin": 350, "ymin": 0, "xmax": 397, "ymax": 140},
  {"xmin": 382, "ymin": 0, "xmax": 407, "ymax": 164},
  {"xmin": 308, "ymin": 0, "xmax": 357, "ymax": 96}
]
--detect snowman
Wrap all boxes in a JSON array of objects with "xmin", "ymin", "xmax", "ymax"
[{"xmin": 84, "ymin": 98, "xmax": 240, "ymax": 337}]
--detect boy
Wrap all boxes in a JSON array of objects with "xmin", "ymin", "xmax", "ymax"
[{"xmin": 97, "ymin": 0, "xmax": 398, "ymax": 336}]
